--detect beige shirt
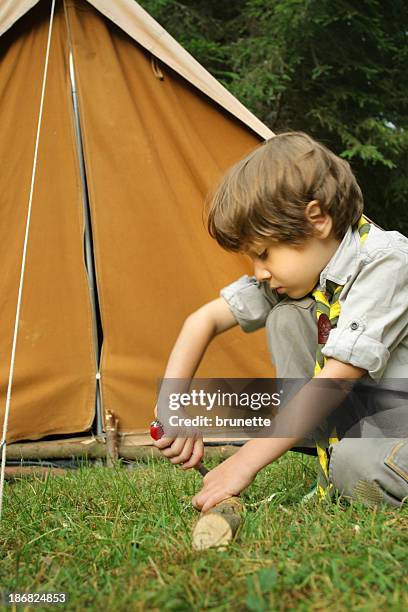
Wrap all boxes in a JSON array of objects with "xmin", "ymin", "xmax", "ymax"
[{"xmin": 221, "ymin": 224, "xmax": 408, "ymax": 381}]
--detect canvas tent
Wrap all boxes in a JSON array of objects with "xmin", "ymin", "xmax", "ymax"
[{"xmin": 0, "ymin": 0, "xmax": 275, "ymax": 446}]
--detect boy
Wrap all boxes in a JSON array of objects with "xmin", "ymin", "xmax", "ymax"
[{"xmin": 153, "ymin": 132, "xmax": 408, "ymax": 511}]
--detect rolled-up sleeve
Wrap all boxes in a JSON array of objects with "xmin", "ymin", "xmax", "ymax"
[
  {"xmin": 322, "ymin": 248, "xmax": 408, "ymax": 379},
  {"xmin": 220, "ymin": 275, "xmax": 279, "ymax": 332}
]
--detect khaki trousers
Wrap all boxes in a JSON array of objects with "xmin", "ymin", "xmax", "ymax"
[{"xmin": 265, "ymin": 295, "xmax": 408, "ymax": 507}]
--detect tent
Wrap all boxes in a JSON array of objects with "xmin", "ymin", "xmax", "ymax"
[{"xmin": 0, "ymin": 0, "xmax": 274, "ymax": 446}]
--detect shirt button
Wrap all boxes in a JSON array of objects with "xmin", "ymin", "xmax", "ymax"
[{"xmin": 350, "ymin": 321, "xmax": 359, "ymax": 330}]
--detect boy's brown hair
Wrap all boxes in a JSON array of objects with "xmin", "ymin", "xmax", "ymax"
[{"xmin": 207, "ymin": 131, "xmax": 364, "ymax": 252}]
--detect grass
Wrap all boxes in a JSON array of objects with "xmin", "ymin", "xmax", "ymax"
[{"xmin": 0, "ymin": 452, "xmax": 407, "ymax": 611}]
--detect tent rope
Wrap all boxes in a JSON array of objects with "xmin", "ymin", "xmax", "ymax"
[{"xmin": 0, "ymin": 0, "xmax": 56, "ymax": 521}]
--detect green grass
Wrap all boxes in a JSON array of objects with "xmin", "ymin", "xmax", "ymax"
[{"xmin": 1, "ymin": 453, "xmax": 407, "ymax": 611}]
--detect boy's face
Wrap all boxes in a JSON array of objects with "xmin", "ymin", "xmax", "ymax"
[{"xmin": 248, "ymin": 203, "xmax": 341, "ymax": 299}]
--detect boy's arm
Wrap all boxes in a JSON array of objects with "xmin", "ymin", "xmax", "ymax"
[
  {"xmin": 153, "ymin": 298, "xmax": 237, "ymax": 468},
  {"xmin": 192, "ymin": 358, "xmax": 366, "ymax": 512}
]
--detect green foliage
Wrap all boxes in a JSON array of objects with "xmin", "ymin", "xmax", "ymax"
[{"xmin": 138, "ymin": 0, "xmax": 408, "ymax": 233}]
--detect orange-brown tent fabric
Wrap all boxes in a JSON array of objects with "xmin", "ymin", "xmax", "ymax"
[
  {"xmin": 1, "ymin": 0, "xmax": 274, "ymax": 442},
  {"xmin": 0, "ymin": 0, "xmax": 273, "ymax": 140},
  {"xmin": 0, "ymin": 1, "xmax": 96, "ymax": 443}
]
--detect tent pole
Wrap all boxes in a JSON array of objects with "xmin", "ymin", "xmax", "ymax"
[{"xmin": 68, "ymin": 50, "xmax": 104, "ymax": 437}]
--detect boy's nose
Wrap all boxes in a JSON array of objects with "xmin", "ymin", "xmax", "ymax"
[{"xmin": 253, "ymin": 261, "xmax": 271, "ymax": 282}]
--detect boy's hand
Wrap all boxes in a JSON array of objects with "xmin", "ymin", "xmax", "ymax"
[
  {"xmin": 152, "ymin": 435, "xmax": 204, "ymax": 470},
  {"xmin": 192, "ymin": 454, "xmax": 256, "ymax": 512}
]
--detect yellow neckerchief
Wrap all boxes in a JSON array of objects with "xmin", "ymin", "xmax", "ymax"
[{"xmin": 312, "ymin": 215, "xmax": 371, "ymax": 499}]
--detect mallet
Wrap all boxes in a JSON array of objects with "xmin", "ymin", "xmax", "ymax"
[{"xmin": 150, "ymin": 419, "xmax": 243, "ymax": 550}]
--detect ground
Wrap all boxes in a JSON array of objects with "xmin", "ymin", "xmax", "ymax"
[{"xmin": 1, "ymin": 453, "xmax": 407, "ymax": 611}]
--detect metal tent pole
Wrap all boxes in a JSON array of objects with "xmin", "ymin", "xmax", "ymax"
[{"xmin": 68, "ymin": 50, "xmax": 104, "ymax": 437}]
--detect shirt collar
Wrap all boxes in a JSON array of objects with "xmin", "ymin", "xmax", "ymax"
[{"xmin": 318, "ymin": 225, "xmax": 360, "ymax": 291}]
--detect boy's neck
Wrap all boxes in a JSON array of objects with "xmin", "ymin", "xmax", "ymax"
[{"xmin": 317, "ymin": 232, "xmax": 342, "ymax": 274}]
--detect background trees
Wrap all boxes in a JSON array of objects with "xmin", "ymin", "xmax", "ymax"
[{"xmin": 139, "ymin": 0, "xmax": 408, "ymax": 232}]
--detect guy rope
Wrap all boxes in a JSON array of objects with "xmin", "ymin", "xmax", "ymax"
[{"xmin": 0, "ymin": 0, "xmax": 56, "ymax": 521}]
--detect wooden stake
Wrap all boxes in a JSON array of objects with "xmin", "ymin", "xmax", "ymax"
[
  {"xmin": 192, "ymin": 497, "xmax": 243, "ymax": 550},
  {"xmin": 105, "ymin": 411, "xmax": 119, "ymax": 466}
]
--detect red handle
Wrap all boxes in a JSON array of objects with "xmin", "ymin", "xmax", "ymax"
[
  {"xmin": 149, "ymin": 418, "xmax": 208, "ymax": 477},
  {"xmin": 150, "ymin": 420, "xmax": 164, "ymax": 441}
]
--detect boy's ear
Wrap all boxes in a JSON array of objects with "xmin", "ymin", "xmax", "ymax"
[{"xmin": 305, "ymin": 200, "xmax": 333, "ymax": 238}]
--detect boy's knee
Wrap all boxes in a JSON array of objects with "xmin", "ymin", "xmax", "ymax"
[
  {"xmin": 266, "ymin": 296, "xmax": 317, "ymax": 378},
  {"xmin": 266, "ymin": 296, "xmax": 315, "ymax": 338},
  {"xmin": 329, "ymin": 438, "xmax": 408, "ymax": 508}
]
